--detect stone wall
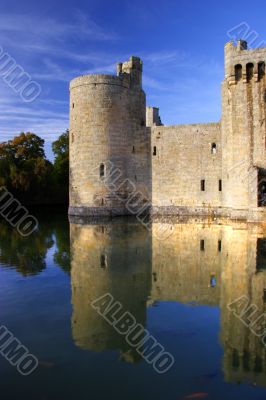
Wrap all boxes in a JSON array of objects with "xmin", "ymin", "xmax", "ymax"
[
  {"xmin": 69, "ymin": 40, "xmax": 266, "ymax": 221},
  {"xmin": 222, "ymin": 40, "xmax": 266, "ymax": 211},
  {"xmin": 69, "ymin": 57, "xmax": 150, "ymax": 217},
  {"xmin": 150, "ymin": 123, "xmax": 222, "ymax": 211}
]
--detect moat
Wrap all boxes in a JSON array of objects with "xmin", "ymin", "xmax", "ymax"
[{"xmin": 1, "ymin": 208, "xmax": 266, "ymax": 399}]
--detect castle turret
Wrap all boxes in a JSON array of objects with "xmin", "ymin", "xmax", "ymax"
[
  {"xmin": 69, "ymin": 57, "xmax": 151, "ymax": 217},
  {"xmin": 146, "ymin": 107, "xmax": 162, "ymax": 127},
  {"xmin": 222, "ymin": 40, "xmax": 266, "ymax": 215}
]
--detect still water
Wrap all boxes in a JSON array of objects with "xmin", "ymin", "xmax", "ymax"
[{"xmin": 1, "ymin": 208, "xmax": 266, "ymax": 399}]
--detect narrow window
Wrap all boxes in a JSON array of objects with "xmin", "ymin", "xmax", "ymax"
[
  {"xmin": 201, "ymin": 179, "xmax": 205, "ymax": 191},
  {"xmin": 101, "ymin": 198, "xmax": 104, "ymax": 205},
  {"xmin": 72, "ymin": 103, "xmax": 74, "ymax": 108},
  {"xmin": 246, "ymin": 63, "xmax": 254, "ymax": 82},
  {"xmin": 258, "ymin": 179, "xmax": 266, "ymax": 207},
  {"xmin": 153, "ymin": 146, "xmax": 157, "ymax": 156},
  {"xmin": 218, "ymin": 240, "xmax": 222, "ymax": 252},
  {"xmin": 211, "ymin": 143, "xmax": 217, "ymax": 154},
  {"xmin": 219, "ymin": 179, "xmax": 222, "ymax": 192},
  {"xmin": 235, "ymin": 64, "xmax": 242, "ymax": 82},
  {"xmin": 132, "ymin": 146, "xmax": 135, "ymax": 153},
  {"xmin": 243, "ymin": 351, "xmax": 250, "ymax": 372},
  {"xmin": 254, "ymin": 356, "xmax": 263, "ymax": 373},
  {"xmin": 71, "ymin": 132, "xmax": 74, "ymax": 143},
  {"xmin": 100, "ymin": 163, "xmax": 105, "ymax": 178},
  {"xmin": 210, "ymin": 274, "xmax": 216, "ymax": 287},
  {"xmin": 232, "ymin": 349, "xmax": 240, "ymax": 368},
  {"xmin": 100, "ymin": 254, "xmax": 107, "ymax": 268},
  {"xmin": 200, "ymin": 239, "xmax": 205, "ymax": 251},
  {"xmin": 256, "ymin": 238, "xmax": 266, "ymax": 271},
  {"xmin": 263, "ymin": 289, "xmax": 266, "ymax": 303},
  {"xmin": 258, "ymin": 62, "xmax": 265, "ymax": 81}
]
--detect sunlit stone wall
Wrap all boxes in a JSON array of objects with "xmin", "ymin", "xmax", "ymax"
[
  {"xmin": 69, "ymin": 57, "xmax": 150, "ymax": 217},
  {"xmin": 222, "ymin": 41, "xmax": 266, "ymax": 214},
  {"xmin": 150, "ymin": 123, "xmax": 222, "ymax": 214}
]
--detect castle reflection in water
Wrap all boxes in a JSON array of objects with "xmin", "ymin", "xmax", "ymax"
[{"xmin": 70, "ymin": 217, "xmax": 266, "ymax": 384}]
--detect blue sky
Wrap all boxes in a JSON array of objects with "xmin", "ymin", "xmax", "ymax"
[{"xmin": 0, "ymin": 0, "xmax": 266, "ymax": 160}]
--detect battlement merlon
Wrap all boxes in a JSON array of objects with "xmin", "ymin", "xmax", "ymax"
[
  {"xmin": 117, "ymin": 56, "xmax": 143, "ymax": 88},
  {"xmin": 224, "ymin": 40, "xmax": 266, "ymax": 81},
  {"xmin": 146, "ymin": 106, "xmax": 163, "ymax": 127}
]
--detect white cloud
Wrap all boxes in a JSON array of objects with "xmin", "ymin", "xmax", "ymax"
[{"xmin": 0, "ymin": 12, "xmax": 118, "ymax": 46}]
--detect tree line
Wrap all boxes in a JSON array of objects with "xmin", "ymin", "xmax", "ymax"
[{"xmin": 0, "ymin": 130, "xmax": 69, "ymax": 205}]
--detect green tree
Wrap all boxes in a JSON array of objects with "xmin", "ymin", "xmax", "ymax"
[
  {"xmin": 0, "ymin": 132, "xmax": 53, "ymax": 203},
  {"xmin": 52, "ymin": 129, "xmax": 69, "ymax": 186},
  {"xmin": 0, "ymin": 131, "xmax": 70, "ymax": 205}
]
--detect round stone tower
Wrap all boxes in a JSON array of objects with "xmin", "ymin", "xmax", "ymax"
[{"xmin": 69, "ymin": 56, "xmax": 150, "ymax": 217}]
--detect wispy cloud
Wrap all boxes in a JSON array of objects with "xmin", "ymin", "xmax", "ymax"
[
  {"xmin": 0, "ymin": 9, "xmax": 223, "ymax": 159},
  {"xmin": 142, "ymin": 50, "xmax": 189, "ymax": 66},
  {"xmin": 0, "ymin": 12, "xmax": 118, "ymax": 47},
  {"xmin": 0, "ymin": 11, "xmax": 119, "ymax": 151}
]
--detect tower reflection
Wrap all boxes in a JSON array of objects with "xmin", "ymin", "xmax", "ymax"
[
  {"xmin": 70, "ymin": 217, "xmax": 266, "ymax": 383},
  {"xmin": 220, "ymin": 223, "xmax": 266, "ymax": 385},
  {"xmin": 70, "ymin": 220, "xmax": 151, "ymax": 362}
]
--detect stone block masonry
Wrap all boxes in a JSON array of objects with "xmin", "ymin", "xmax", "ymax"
[{"xmin": 69, "ymin": 40, "xmax": 266, "ymax": 222}]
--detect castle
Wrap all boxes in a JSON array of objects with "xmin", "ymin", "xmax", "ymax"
[
  {"xmin": 69, "ymin": 40, "xmax": 266, "ymax": 222},
  {"xmin": 70, "ymin": 219, "xmax": 266, "ymax": 384}
]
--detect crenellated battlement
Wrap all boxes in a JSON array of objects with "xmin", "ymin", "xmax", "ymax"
[
  {"xmin": 224, "ymin": 40, "xmax": 266, "ymax": 83},
  {"xmin": 117, "ymin": 56, "xmax": 143, "ymax": 88},
  {"xmin": 69, "ymin": 40, "xmax": 266, "ymax": 222}
]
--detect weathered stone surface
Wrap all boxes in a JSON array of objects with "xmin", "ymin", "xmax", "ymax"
[{"xmin": 69, "ymin": 42, "xmax": 266, "ymax": 221}]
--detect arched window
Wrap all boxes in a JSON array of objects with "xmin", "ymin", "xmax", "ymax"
[
  {"xmin": 153, "ymin": 146, "xmax": 157, "ymax": 156},
  {"xmin": 235, "ymin": 64, "xmax": 242, "ymax": 82},
  {"xmin": 100, "ymin": 163, "xmax": 105, "ymax": 178},
  {"xmin": 211, "ymin": 143, "xmax": 217, "ymax": 154},
  {"xmin": 258, "ymin": 62, "xmax": 265, "ymax": 81},
  {"xmin": 246, "ymin": 63, "xmax": 254, "ymax": 82}
]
